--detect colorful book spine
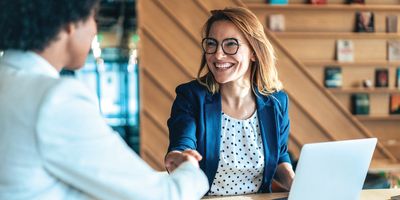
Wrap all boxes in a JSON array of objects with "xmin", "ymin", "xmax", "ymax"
[
  {"xmin": 389, "ymin": 94, "xmax": 400, "ymax": 114},
  {"xmin": 336, "ymin": 40, "xmax": 354, "ymax": 62},
  {"xmin": 375, "ymin": 68, "xmax": 389, "ymax": 88},
  {"xmin": 324, "ymin": 66, "xmax": 342, "ymax": 88},
  {"xmin": 351, "ymin": 93, "xmax": 370, "ymax": 115},
  {"xmin": 268, "ymin": 0, "xmax": 288, "ymax": 5},
  {"xmin": 396, "ymin": 67, "xmax": 400, "ymax": 89}
]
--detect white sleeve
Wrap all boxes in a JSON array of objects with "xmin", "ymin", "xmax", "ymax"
[{"xmin": 36, "ymin": 79, "xmax": 209, "ymax": 200}]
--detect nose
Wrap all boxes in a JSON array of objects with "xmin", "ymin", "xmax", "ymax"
[{"xmin": 214, "ymin": 45, "xmax": 226, "ymax": 59}]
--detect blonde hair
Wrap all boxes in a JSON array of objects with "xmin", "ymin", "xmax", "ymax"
[{"xmin": 197, "ymin": 7, "xmax": 283, "ymax": 96}]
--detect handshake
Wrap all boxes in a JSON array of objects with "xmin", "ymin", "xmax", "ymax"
[{"xmin": 164, "ymin": 149, "xmax": 202, "ymax": 173}]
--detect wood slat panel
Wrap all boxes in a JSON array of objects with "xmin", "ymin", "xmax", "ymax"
[
  {"xmin": 289, "ymin": 102, "xmax": 332, "ymax": 143},
  {"xmin": 141, "ymin": 70, "xmax": 173, "ymax": 126},
  {"xmin": 288, "ymin": 136, "xmax": 301, "ymax": 161},
  {"xmin": 140, "ymin": 112, "xmax": 169, "ymax": 171},
  {"xmin": 199, "ymin": 0, "xmax": 242, "ymax": 10},
  {"xmin": 243, "ymin": 0, "xmax": 400, "ymax": 4},
  {"xmin": 158, "ymin": 0, "xmax": 209, "ymax": 40},
  {"xmin": 140, "ymin": 0, "xmax": 201, "ymax": 75},
  {"xmin": 141, "ymin": 32, "xmax": 193, "ymax": 93}
]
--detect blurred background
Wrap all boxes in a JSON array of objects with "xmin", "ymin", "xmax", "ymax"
[{"xmin": 61, "ymin": 0, "xmax": 140, "ymax": 153}]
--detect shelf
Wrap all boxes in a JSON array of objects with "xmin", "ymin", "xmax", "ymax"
[
  {"xmin": 328, "ymin": 88, "xmax": 400, "ymax": 94},
  {"xmin": 303, "ymin": 60, "xmax": 400, "ymax": 67},
  {"xmin": 356, "ymin": 115, "xmax": 400, "ymax": 121},
  {"xmin": 273, "ymin": 32, "xmax": 400, "ymax": 39},
  {"xmin": 370, "ymin": 158, "xmax": 400, "ymax": 172},
  {"xmin": 246, "ymin": 3, "xmax": 400, "ymax": 11}
]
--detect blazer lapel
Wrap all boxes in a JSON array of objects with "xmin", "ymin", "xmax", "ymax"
[
  {"xmin": 204, "ymin": 92, "xmax": 222, "ymax": 186},
  {"xmin": 256, "ymin": 93, "xmax": 278, "ymax": 192}
]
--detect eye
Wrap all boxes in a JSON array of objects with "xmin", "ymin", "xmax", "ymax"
[
  {"xmin": 225, "ymin": 41, "xmax": 238, "ymax": 47},
  {"xmin": 224, "ymin": 39, "xmax": 239, "ymax": 47},
  {"xmin": 205, "ymin": 39, "xmax": 217, "ymax": 47}
]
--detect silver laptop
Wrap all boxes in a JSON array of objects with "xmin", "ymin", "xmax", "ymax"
[{"xmin": 287, "ymin": 138, "xmax": 377, "ymax": 200}]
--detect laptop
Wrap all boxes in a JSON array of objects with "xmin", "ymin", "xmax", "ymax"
[{"xmin": 285, "ymin": 138, "xmax": 377, "ymax": 200}]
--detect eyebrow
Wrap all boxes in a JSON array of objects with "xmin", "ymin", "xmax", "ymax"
[{"xmin": 207, "ymin": 37, "xmax": 240, "ymax": 41}]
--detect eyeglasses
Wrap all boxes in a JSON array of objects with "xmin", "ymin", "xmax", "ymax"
[{"xmin": 201, "ymin": 37, "xmax": 241, "ymax": 55}]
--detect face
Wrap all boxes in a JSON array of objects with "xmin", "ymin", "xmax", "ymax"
[
  {"xmin": 65, "ymin": 12, "xmax": 97, "ymax": 70},
  {"xmin": 205, "ymin": 20, "xmax": 255, "ymax": 85}
]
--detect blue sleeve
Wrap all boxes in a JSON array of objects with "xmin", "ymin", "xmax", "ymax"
[
  {"xmin": 277, "ymin": 91, "xmax": 291, "ymax": 164},
  {"xmin": 167, "ymin": 84, "xmax": 198, "ymax": 153}
]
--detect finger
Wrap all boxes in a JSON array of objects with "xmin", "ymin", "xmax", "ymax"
[
  {"xmin": 165, "ymin": 156, "xmax": 181, "ymax": 172},
  {"xmin": 165, "ymin": 151, "xmax": 183, "ymax": 165},
  {"xmin": 183, "ymin": 149, "xmax": 202, "ymax": 161},
  {"xmin": 182, "ymin": 149, "xmax": 201, "ymax": 159},
  {"xmin": 166, "ymin": 152, "xmax": 187, "ymax": 167}
]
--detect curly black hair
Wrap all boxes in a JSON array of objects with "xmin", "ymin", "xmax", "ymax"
[{"xmin": 0, "ymin": 0, "xmax": 99, "ymax": 51}]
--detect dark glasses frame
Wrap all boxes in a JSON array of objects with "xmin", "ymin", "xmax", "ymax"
[{"xmin": 201, "ymin": 37, "xmax": 241, "ymax": 55}]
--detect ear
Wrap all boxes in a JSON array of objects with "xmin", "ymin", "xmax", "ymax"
[
  {"xmin": 250, "ymin": 51, "xmax": 256, "ymax": 62},
  {"xmin": 63, "ymin": 22, "xmax": 76, "ymax": 36}
]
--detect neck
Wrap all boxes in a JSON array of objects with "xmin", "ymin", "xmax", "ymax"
[
  {"xmin": 220, "ymin": 81, "xmax": 253, "ymax": 107},
  {"xmin": 35, "ymin": 33, "xmax": 69, "ymax": 72}
]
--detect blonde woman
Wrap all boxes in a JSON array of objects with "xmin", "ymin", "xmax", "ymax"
[{"xmin": 165, "ymin": 7, "xmax": 295, "ymax": 196}]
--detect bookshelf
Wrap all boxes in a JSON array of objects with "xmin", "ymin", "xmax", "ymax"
[
  {"xmin": 357, "ymin": 115, "xmax": 400, "ymax": 121},
  {"xmin": 304, "ymin": 60, "xmax": 400, "ymax": 67},
  {"xmin": 247, "ymin": 3, "xmax": 400, "ymax": 11},
  {"xmin": 244, "ymin": 0, "xmax": 400, "ymax": 160},
  {"xmin": 274, "ymin": 32, "xmax": 400, "ymax": 39},
  {"xmin": 328, "ymin": 88, "xmax": 400, "ymax": 94}
]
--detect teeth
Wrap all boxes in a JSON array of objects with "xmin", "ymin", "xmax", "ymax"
[{"xmin": 215, "ymin": 63, "xmax": 232, "ymax": 68}]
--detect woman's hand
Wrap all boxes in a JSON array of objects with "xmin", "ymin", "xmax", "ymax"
[
  {"xmin": 165, "ymin": 150, "xmax": 203, "ymax": 173},
  {"xmin": 274, "ymin": 162, "xmax": 295, "ymax": 191}
]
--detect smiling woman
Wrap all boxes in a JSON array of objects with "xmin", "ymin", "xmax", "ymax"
[{"xmin": 165, "ymin": 7, "xmax": 295, "ymax": 196}]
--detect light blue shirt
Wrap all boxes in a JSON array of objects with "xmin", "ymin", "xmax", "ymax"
[{"xmin": 0, "ymin": 50, "xmax": 209, "ymax": 200}]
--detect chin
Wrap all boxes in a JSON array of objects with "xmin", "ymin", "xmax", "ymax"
[
  {"xmin": 214, "ymin": 77, "xmax": 231, "ymax": 84},
  {"xmin": 64, "ymin": 64, "xmax": 85, "ymax": 71}
]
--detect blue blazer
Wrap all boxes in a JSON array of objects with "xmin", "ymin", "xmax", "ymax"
[{"xmin": 167, "ymin": 80, "xmax": 291, "ymax": 193}]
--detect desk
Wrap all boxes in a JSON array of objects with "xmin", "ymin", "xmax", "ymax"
[{"xmin": 202, "ymin": 189, "xmax": 400, "ymax": 200}]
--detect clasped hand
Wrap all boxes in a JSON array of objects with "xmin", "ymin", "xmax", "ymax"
[{"xmin": 165, "ymin": 150, "xmax": 202, "ymax": 173}]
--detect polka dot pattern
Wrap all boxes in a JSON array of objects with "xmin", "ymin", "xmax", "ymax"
[{"xmin": 209, "ymin": 111, "xmax": 265, "ymax": 196}]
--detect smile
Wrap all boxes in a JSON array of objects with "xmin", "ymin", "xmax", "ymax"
[{"xmin": 214, "ymin": 62, "xmax": 234, "ymax": 70}]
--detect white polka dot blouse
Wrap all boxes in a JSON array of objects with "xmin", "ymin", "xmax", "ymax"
[{"xmin": 208, "ymin": 111, "xmax": 265, "ymax": 196}]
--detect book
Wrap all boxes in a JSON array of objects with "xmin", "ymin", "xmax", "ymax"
[
  {"xmin": 347, "ymin": 0, "xmax": 365, "ymax": 3},
  {"xmin": 351, "ymin": 93, "xmax": 369, "ymax": 115},
  {"xmin": 388, "ymin": 40, "xmax": 400, "ymax": 61},
  {"xmin": 324, "ymin": 66, "xmax": 342, "ymax": 88},
  {"xmin": 268, "ymin": 14, "xmax": 285, "ymax": 32},
  {"xmin": 396, "ymin": 67, "xmax": 400, "ymax": 89},
  {"xmin": 375, "ymin": 68, "xmax": 389, "ymax": 87},
  {"xmin": 336, "ymin": 40, "xmax": 354, "ymax": 62},
  {"xmin": 386, "ymin": 15, "xmax": 398, "ymax": 33},
  {"xmin": 268, "ymin": 0, "xmax": 288, "ymax": 5},
  {"xmin": 309, "ymin": 0, "xmax": 327, "ymax": 4},
  {"xmin": 390, "ymin": 94, "xmax": 400, "ymax": 114},
  {"xmin": 355, "ymin": 12, "xmax": 374, "ymax": 32}
]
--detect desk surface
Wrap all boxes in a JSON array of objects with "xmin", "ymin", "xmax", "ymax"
[{"xmin": 202, "ymin": 189, "xmax": 400, "ymax": 200}]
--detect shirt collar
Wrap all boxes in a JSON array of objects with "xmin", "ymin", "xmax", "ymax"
[{"xmin": 0, "ymin": 50, "xmax": 60, "ymax": 78}]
